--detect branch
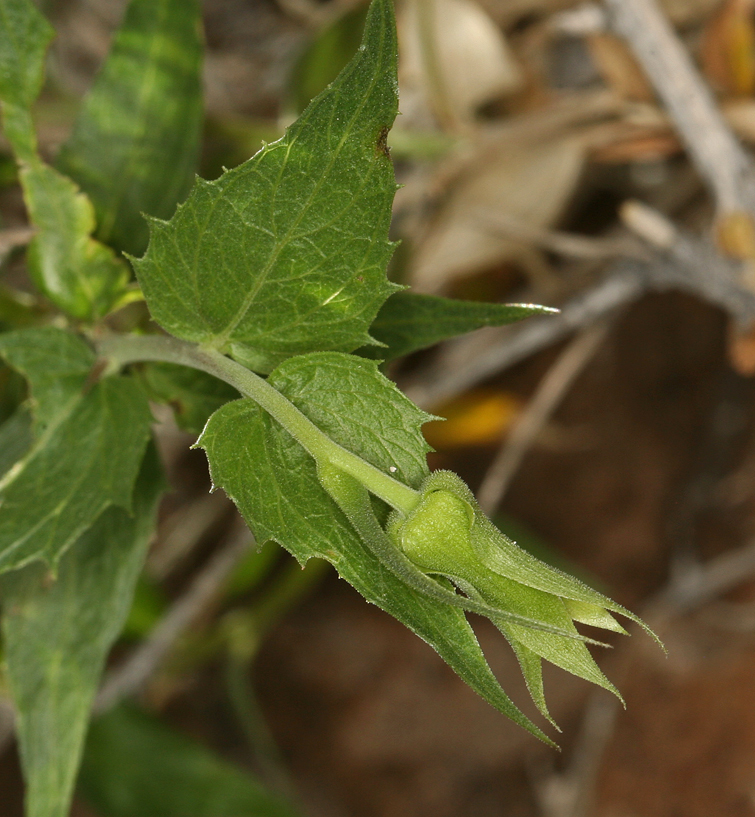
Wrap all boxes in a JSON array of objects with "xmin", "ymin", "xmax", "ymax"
[
  {"xmin": 603, "ymin": 0, "xmax": 755, "ymax": 215},
  {"xmin": 147, "ymin": 492, "xmax": 231, "ymax": 580},
  {"xmin": 654, "ymin": 539, "xmax": 755, "ymax": 614},
  {"xmin": 404, "ymin": 212, "xmax": 755, "ymax": 409}
]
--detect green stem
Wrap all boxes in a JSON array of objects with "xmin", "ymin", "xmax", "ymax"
[{"xmin": 96, "ymin": 333, "xmax": 421, "ymax": 515}]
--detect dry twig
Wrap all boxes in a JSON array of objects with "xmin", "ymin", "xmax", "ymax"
[
  {"xmin": 604, "ymin": 0, "xmax": 755, "ymax": 215},
  {"xmin": 147, "ymin": 491, "xmax": 231, "ymax": 580},
  {"xmin": 477, "ymin": 322, "xmax": 610, "ymax": 515},
  {"xmin": 478, "ymin": 211, "xmax": 648, "ymax": 261},
  {"xmin": 405, "ymin": 211, "xmax": 755, "ymax": 410},
  {"xmin": 95, "ymin": 524, "xmax": 253, "ymax": 713},
  {"xmin": 404, "ymin": 265, "xmax": 645, "ymax": 408}
]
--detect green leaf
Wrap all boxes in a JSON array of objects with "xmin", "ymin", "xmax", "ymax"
[
  {"xmin": 484, "ymin": 582, "xmax": 619, "ymax": 699},
  {"xmin": 0, "ymin": 331, "xmax": 153, "ymax": 572},
  {"xmin": 20, "ymin": 162, "xmax": 131, "ymax": 320},
  {"xmin": 472, "ymin": 510, "xmax": 654, "ymax": 637},
  {"xmin": 135, "ymin": 0, "xmax": 400, "ymax": 373},
  {"xmin": 366, "ymin": 291, "xmax": 558, "ymax": 360},
  {"xmin": 0, "ymin": 327, "xmax": 95, "ymax": 429},
  {"xmin": 0, "ymin": 0, "xmax": 132, "ymax": 319},
  {"xmin": 56, "ymin": 0, "xmax": 204, "ymax": 256},
  {"xmin": 0, "ymin": 449, "xmax": 164, "ymax": 817},
  {"xmin": 0, "ymin": 407, "xmax": 33, "ymax": 478},
  {"xmin": 79, "ymin": 706, "xmax": 299, "ymax": 817},
  {"xmin": 411, "ymin": 470, "xmax": 657, "ymax": 644},
  {"xmin": 507, "ymin": 639, "xmax": 552, "ymax": 725},
  {"xmin": 0, "ymin": 0, "xmax": 54, "ymax": 160},
  {"xmin": 198, "ymin": 354, "xmax": 553, "ymax": 743},
  {"xmin": 141, "ymin": 362, "xmax": 238, "ymax": 435}
]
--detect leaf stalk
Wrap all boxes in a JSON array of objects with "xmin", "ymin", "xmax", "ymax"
[{"xmin": 96, "ymin": 332, "xmax": 421, "ymax": 516}]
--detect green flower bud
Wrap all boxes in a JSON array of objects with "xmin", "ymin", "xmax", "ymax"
[
  {"xmin": 388, "ymin": 470, "xmax": 661, "ymax": 723},
  {"xmin": 389, "ymin": 487, "xmax": 476, "ymax": 578}
]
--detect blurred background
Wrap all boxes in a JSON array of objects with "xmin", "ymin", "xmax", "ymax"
[{"xmin": 4, "ymin": 0, "xmax": 755, "ymax": 814}]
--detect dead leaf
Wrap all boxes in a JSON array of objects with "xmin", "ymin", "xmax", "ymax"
[
  {"xmin": 716, "ymin": 210, "xmax": 755, "ymax": 259},
  {"xmin": 410, "ymin": 132, "xmax": 585, "ymax": 291},
  {"xmin": 424, "ymin": 390, "xmax": 522, "ymax": 448},
  {"xmin": 398, "ymin": 0, "xmax": 523, "ymax": 129},
  {"xmin": 589, "ymin": 130, "xmax": 681, "ymax": 163},
  {"xmin": 587, "ymin": 33, "xmax": 655, "ymax": 102},
  {"xmin": 701, "ymin": 0, "xmax": 755, "ymax": 97}
]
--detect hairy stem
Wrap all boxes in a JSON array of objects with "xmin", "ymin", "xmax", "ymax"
[{"xmin": 96, "ymin": 332, "xmax": 421, "ymax": 515}]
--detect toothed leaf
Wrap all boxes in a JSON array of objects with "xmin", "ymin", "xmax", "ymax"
[
  {"xmin": 0, "ymin": 327, "xmax": 95, "ymax": 429},
  {"xmin": 0, "ymin": 328, "xmax": 152, "ymax": 573},
  {"xmin": 267, "ymin": 352, "xmax": 436, "ymax": 488},
  {"xmin": 134, "ymin": 0, "xmax": 400, "ymax": 373}
]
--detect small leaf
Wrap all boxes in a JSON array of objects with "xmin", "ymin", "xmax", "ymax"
[
  {"xmin": 140, "ymin": 362, "xmax": 238, "ymax": 435},
  {"xmin": 392, "ymin": 479, "xmax": 620, "ymax": 700},
  {"xmin": 412, "ymin": 471, "xmax": 661, "ymax": 644},
  {"xmin": 0, "ymin": 368, "xmax": 152, "ymax": 573},
  {"xmin": 564, "ymin": 599, "xmax": 628, "ymax": 634},
  {"xmin": 473, "ymin": 509, "xmax": 653, "ymax": 636},
  {"xmin": 197, "ymin": 355, "xmax": 553, "ymax": 743},
  {"xmin": 1, "ymin": 449, "xmax": 164, "ymax": 817},
  {"xmin": 366, "ymin": 291, "xmax": 557, "ymax": 360},
  {"xmin": 79, "ymin": 706, "xmax": 299, "ymax": 817},
  {"xmin": 0, "ymin": 0, "xmax": 54, "ymax": 160},
  {"xmin": 507, "ymin": 639, "xmax": 552, "ymax": 725},
  {"xmin": 20, "ymin": 162, "xmax": 131, "ymax": 320},
  {"xmin": 57, "ymin": 0, "xmax": 204, "ymax": 256},
  {"xmin": 135, "ymin": 0, "xmax": 400, "ymax": 372}
]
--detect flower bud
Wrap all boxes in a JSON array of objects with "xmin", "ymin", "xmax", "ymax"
[{"xmin": 388, "ymin": 470, "xmax": 660, "ymax": 722}]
